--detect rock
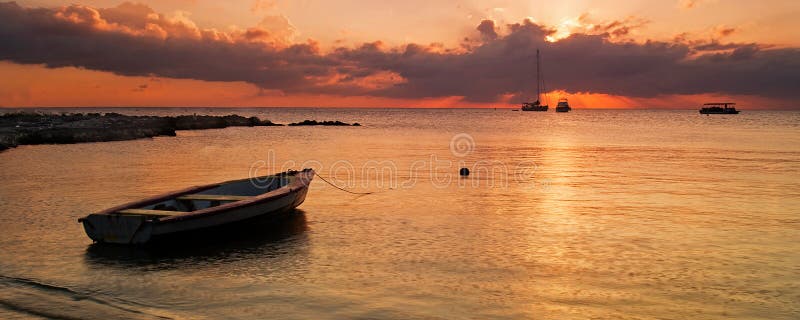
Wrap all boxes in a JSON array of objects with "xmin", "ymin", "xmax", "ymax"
[
  {"xmin": 0, "ymin": 112, "xmax": 352, "ymax": 152},
  {"xmin": 288, "ymin": 120, "xmax": 360, "ymax": 126},
  {"xmin": 0, "ymin": 112, "xmax": 280, "ymax": 151}
]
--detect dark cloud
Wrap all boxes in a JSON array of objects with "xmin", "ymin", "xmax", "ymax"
[
  {"xmin": 716, "ymin": 26, "xmax": 737, "ymax": 38},
  {"xmin": 0, "ymin": 2, "xmax": 333, "ymax": 92},
  {"xmin": 0, "ymin": 2, "xmax": 799, "ymax": 103},
  {"xmin": 692, "ymin": 40, "xmax": 754, "ymax": 51},
  {"xmin": 476, "ymin": 19, "xmax": 498, "ymax": 41}
]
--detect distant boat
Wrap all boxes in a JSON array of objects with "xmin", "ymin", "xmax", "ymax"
[
  {"xmin": 521, "ymin": 49, "xmax": 548, "ymax": 112},
  {"xmin": 700, "ymin": 102, "xmax": 739, "ymax": 114},
  {"xmin": 79, "ymin": 169, "xmax": 314, "ymax": 245},
  {"xmin": 555, "ymin": 98, "xmax": 571, "ymax": 113}
]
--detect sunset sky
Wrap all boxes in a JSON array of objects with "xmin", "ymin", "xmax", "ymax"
[{"xmin": 1, "ymin": 0, "xmax": 799, "ymax": 109}]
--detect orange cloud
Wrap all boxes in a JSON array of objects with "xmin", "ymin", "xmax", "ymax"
[
  {"xmin": 714, "ymin": 25, "xmax": 737, "ymax": 38},
  {"xmin": 680, "ymin": 0, "xmax": 702, "ymax": 9}
]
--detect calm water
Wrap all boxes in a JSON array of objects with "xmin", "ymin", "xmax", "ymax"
[{"xmin": 0, "ymin": 108, "xmax": 799, "ymax": 319}]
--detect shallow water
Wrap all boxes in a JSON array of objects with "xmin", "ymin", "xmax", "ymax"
[{"xmin": 1, "ymin": 108, "xmax": 799, "ymax": 319}]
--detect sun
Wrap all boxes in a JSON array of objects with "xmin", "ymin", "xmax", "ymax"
[{"xmin": 546, "ymin": 17, "xmax": 584, "ymax": 42}]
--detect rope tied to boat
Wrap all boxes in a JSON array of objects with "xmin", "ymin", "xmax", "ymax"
[{"xmin": 314, "ymin": 172, "xmax": 376, "ymax": 195}]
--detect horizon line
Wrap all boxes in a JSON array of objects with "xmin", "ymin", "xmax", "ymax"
[{"xmin": 1, "ymin": 106, "xmax": 798, "ymax": 111}]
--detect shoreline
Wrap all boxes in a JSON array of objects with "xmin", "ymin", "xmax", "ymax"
[{"xmin": 0, "ymin": 112, "xmax": 359, "ymax": 151}]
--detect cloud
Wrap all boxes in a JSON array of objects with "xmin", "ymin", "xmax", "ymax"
[
  {"xmin": 476, "ymin": 19, "xmax": 498, "ymax": 41},
  {"xmin": 680, "ymin": 0, "xmax": 702, "ymax": 9},
  {"xmin": 251, "ymin": 0, "xmax": 277, "ymax": 13},
  {"xmin": 579, "ymin": 14, "xmax": 650, "ymax": 38},
  {"xmin": 0, "ymin": 2, "xmax": 332, "ymax": 92},
  {"xmin": 248, "ymin": 14, "xmax": 298, "ymax": 46},
  {"xmin": 133, "ymin": 83, "xmax": 148, "ymax": 92},
  {"xmin": 714, "ymin": 25, "xmax": 737, "ymax": 38},
  {"xmin": 0, "ymin": 2, "xmax": 798, "ymax": 104}
]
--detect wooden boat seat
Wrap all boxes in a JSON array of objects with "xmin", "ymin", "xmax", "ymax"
[
  {"xmin": 116, "ymin": 208, "xmax": 185, "ymax": 216},
  {"xmin": 177, "ymin": 194, "xmax": 254, "ymax": 202}
]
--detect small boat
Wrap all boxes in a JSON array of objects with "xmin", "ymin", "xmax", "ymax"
[
  {"xmin": 521, "ymin": 49, "xmax": 548, "ymax": 112},
  {"xmin": 79, "ymin": 169, "xmax": 314, "ymax": 244},
  {"xmin": 700, "ymin": 102, "xmax": 739, "ymax": 114},
  {"xmin": 555, "ymin": 98, "xmax": 571, "ymax": 113}
]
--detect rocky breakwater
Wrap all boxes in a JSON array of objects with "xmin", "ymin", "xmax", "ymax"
[{"xmin": 0, "ymin": 112, "xmax": 281, "ymax": 151}]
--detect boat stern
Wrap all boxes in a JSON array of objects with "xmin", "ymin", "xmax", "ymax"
[{"xmin": 79, "ymin": 214, "xmax": 154, "ymax": 244}]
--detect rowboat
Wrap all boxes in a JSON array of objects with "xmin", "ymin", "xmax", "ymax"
[{"xmin": 79, "ymin": 169, "xmax": 314, "ymax": 245}]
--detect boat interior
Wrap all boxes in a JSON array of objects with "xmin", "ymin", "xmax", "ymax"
[{"xmin": 113, "ymin": 175, "xmax": 294, "ymax": 217}]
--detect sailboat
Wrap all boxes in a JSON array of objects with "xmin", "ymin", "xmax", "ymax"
[{"xmin": 521, "ymin": 49, "xmax": 548, "ymax": 111}]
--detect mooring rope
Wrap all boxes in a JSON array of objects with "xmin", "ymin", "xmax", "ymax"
[{"xmin": 314, "ymin": 172, "xmax": 376, "ymax": 195}]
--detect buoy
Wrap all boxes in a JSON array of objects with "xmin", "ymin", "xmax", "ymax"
[{"xmin": 459, "ymin": 167, "xmax": 470, "ymax": 176}]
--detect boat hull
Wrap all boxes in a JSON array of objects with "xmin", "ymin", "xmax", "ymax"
[
  {"xmin": 521, "ymin": 105, "xmax": 548, "ymax": 111},
  {"xmin": 80, "ymin": 169, "xmax": 313, "ymax": 245},
  {"xmin": 151, "ymin": 187, "xmax": 307, "ymax": 237},
  {"xmin": 700, "ymin": 103, "xmax": 739, "ymax": 114},
  {"xmin": 521, "ymin": 107, "xmax": 548, "ymax": 111},
  {"xmin": 699, "ymin": 110, "xmax": 739, "ymax": 114}
]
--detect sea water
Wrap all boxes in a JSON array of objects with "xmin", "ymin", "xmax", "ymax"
[{"xmin": 0, "ymin": 108, "xmax": 798, "ymax": 319}]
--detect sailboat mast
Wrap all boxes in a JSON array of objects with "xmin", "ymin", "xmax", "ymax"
[{"xmin": 536, "ymin": 49, "xmax": 541, "ymax": 102}]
